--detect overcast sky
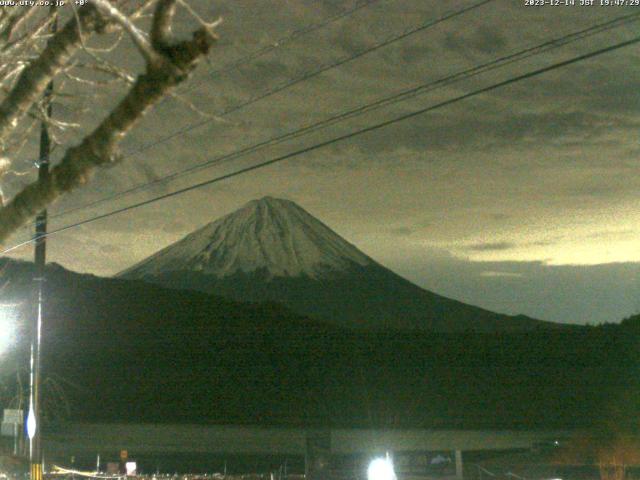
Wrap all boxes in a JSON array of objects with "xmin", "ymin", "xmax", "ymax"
[{"xmin": 3, "ymin": 0, "xmax": 640, "ymax": 325}]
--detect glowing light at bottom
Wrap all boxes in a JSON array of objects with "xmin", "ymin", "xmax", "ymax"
[
  {"xmin": 368, "ymin": 455, "xmax": 396, "ymax": 480},
  {"xmin": 26, "ymin": 408, "xmax": 36, "ymax": 440}
]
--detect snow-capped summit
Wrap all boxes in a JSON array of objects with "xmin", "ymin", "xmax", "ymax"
[{"xmin": 120, "ymin": 196, "xmax": 374, "ymax": 279}]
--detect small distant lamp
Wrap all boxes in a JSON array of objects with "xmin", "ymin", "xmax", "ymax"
[{"xmin": 368, "ymin": 454, "xmax": 397, "ymax": 480}]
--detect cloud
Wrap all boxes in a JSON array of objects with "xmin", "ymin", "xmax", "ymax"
[
  {"xmin": 400, "ymin": 45, "xmax": 432, "ymax": 64},
  {"xmin": 389, "ymin": 226, "xmax": 414, "ymax": 236},
  {"xmin": 480, "ymin": 270, "xmax": 523, "ymax": 278},
  {"xmin": 443, "ymin": 25, "xmax": 508, "ymax": 56},
  {"xmin": 487, "ymin": 212, "xmax": 511, "ymax": 221},
  {"xmin": 350, "ymin": 106, "xmax": 636, "ymax": 156},
  {"xmin": 580, "ymin": 75, "xmax": 640, "ymax": 117},
  {"xmin": 466, "ymin": 241, "xmax": 516, "ymax": 252},
  {"xmin": 135, "ymin": 163, "xmax": 171, "ymax": 195},
  {"xmin": 390, "ymin": 253, "xmax": 640, "ymax": 325},
  {"xmin": 583, "ymin": 229, "xmax": 635, "ymax": 240},
  {"xmin": 99, "ymin": 244, "xmax": 121, "ymax": 254},
  {"xmin": 334, "ymin": 26, "xmax": 370, "ymax": 57}
]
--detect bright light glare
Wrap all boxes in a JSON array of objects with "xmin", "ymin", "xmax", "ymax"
[
  {"xmin": 0, "ymin": 306, "xmax": 15, "ymax": 355},
  {"xmin": 368, "ymin": 456, "xmax": 396, "ymax": 480},
  {"xmin": 125, "ymin": 462, "xmax": 137, "ymax": 476},
  {"xmin": 26, "ymin": 408, "xmax": 36, "ymax": 440}
]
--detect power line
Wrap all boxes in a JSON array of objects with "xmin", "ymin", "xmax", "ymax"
[
  {"xmin": 190, "ymin": 0, "xmax": 383, "ymax": 87},
  {"xmin": 123, "ymin": 0, "xmax": 495, "ymax": 158},
  {"xmin": 53, "ymin": 0, "xmax": 384, "ymax": 167},
  {"xmin": 147, "ymin": 0, "xmax": 384, "ymax": 109},
  {"xmin": 24, "ymin": 0, "xmax": 493, "ymax": 225},
  {"xmin": 10, "ymin": 0, "xmax": 494, "ymax": 233},
  {"xmin": 11, "ymin": 0, "xmax": 494, "ymax": 210},
  {"xmin": 3, "ymin": 32, "xmax": 638, "ymax": 255},
  {"xmin": 40, "ymin": 10, "xmax": 640, "ymax": 224}
]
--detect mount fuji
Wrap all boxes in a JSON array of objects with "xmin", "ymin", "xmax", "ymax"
[{"xmin": 119, "ymin": 196, "xmax": 555, "ymax": 332}]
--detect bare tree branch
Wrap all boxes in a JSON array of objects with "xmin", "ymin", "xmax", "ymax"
[
  {"xmin": 0, "ymin": 12, "xmax": 54, "ymax": 89},
  {"xmin": 0, "ymin": 7, "xmax": 39, "ymax": 44},
  {"xmin": 176, "ymin": 0, "xmax": 222, "ymax": 40},
  {"xmin": 151, "ymin": 0, "xmax": 177, "ymax": 51},
  {"xmin": 0, "ymin": 0, "xmax": 218, "ymax": 244},
  {"xmin": 89, "ymin": 0, "xmax": 159, "ymax": 64},
  {"xmin": 72, "ymin": 61, "xmax": 136, "ymax": 84},
  {"xmin": 169, "ymin": 90, "xmax": 229, "ymax": 123},
  {"xmin": 0, "ymin": 4, "xmax": 110, "ymax": 153}
]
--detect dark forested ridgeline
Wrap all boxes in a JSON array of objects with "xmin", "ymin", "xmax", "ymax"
[{"xmin": 1, "ymin": 258, "xmax": 638, "ymax": 431}]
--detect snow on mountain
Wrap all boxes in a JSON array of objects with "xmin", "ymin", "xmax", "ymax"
[
  {"xmin": 119, "ymin": 196, "xmax": 560, "ymax": 332},
  {"xmin": 120, "ymin": 196, "xmax": 374, "ymax": 279}
]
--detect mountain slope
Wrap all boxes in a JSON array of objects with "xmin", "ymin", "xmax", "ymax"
[{"xmin": 120, "ymin": 197, "xmax": 556, "ymax": 332}]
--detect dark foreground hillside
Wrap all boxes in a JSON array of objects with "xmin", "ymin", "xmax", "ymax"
[{"xmin": 1, "ymin": 259, "xmax": 638, "ymax": 431}]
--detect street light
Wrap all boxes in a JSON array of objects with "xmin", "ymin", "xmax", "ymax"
[
  {"xmin": 368, "ymin": 454, "xmax": 397, "ymax": 480},
  {"xmin": 0, "ymin": 304, "xmax": 16, "ymax": 356}
]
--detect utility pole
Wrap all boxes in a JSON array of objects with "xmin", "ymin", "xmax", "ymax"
[{"xmin": 28, "ymin": 7, "xmax": 56, "ymax": 480}]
